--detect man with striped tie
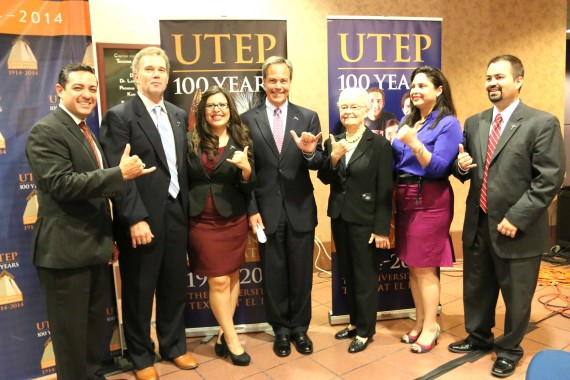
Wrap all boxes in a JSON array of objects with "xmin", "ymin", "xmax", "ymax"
[{"xmin": 450, "ymin": 55, "xmax": 565, "ymax": 378}]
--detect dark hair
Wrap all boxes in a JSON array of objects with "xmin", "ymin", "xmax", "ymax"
[
  {"xmin": 192, "ymin": 86, "xmax": 252, "ymax": 161},
  {"xmin": 401, "ymin": 66, "xmax": 456, "ymax": 129},
  {"xmin": 57, "ymin": 63, "xmax": 95, "ymax": 88},
  {"xmin": 488, "ymin": 54, "xmax": 524, "ymax": 79}
]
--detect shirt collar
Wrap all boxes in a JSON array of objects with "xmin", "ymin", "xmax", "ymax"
[
  {"xmin": 493, "ymin": 98, "xmax": 520, "ymax": 125},
  {"xmin": 266, "ymin": 99, "xmax": 288, "ymax": 114},
  {"xmin": 138, "ymin": 91, "xmax": 167, "ymax": 114},
  {"xmin": 59, "ymin": 104, "xmax": 83, "ymax": 125}
]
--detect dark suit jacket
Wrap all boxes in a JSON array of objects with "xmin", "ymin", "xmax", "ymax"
[
  {"xmin": 318, "ymin": 128, "xmax": 393, "ymax": 235},
  {"xmin": 240, "ymin": 102, "xmax": 324, "ymax": 234},
  {"xmin": 187, "ymin": 135, "xmax": 256, "ymax": 218},
  {"xmin": 26, "ymin": 107, "xmax": 124, "ymax": 268},
  {"xmin": 100, "ymin": 95, "xmax": 189, "ymax": 249},
  {"xmin": 452, "ymin": 102, "xmax": 565, "ymax": 259}
]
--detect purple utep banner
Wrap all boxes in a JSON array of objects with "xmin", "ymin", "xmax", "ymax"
[{"xmin": 327, "ymin": 17, "xmax": 442, "ymax": 320}]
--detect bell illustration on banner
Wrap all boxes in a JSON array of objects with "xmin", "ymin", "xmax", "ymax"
[
  {"xmin": 0, "ymin": 130, "xmax": 6, "ymax": 151},
  {"xmin": 23, "ymin": 189, "xmax": 39, "ymax": 225},
  {"xmin": 8, "ymin": 36, "xmax": 38, "ymax": 70},
  {"xmin": 0, "ymin": 269, "xmax": 24, "ymax": 305},
  {"xmin": 188, "ymin": 88, "xmax": 202, "ymax": 131},
  {"xmin": 41, "ymin": 338, "xmax": 56, "ymax": 370}
]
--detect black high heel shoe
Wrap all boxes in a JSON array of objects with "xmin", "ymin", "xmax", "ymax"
[
  {"xmin": 215, "ymin": 332, "xmax": 228, "ymax": 357},
  {"xmin": 221, "ymin": 334, "xmax": 251, "ymax": 366}
]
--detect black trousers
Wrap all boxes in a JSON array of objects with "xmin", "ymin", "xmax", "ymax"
[
  {"xmin": 463, "ymin": 212, "xmax": 541, "ymax": 362},
  {"xmin": 119, "ymin": 196, "xmax": 189, "ymax": 369},
  {"xmin": 37, "ymin": 264, "xmax": 111, "ymax": 380},
  {"xmin": 332, "ymin": 217, "xmax": 378, "ymax": 338},
  {"xmin": 259, "ymin": 206, "xmax": 314, "ymax": 336}
]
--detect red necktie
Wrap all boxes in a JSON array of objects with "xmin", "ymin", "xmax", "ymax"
[
  {"xmin": 480, "ymin": 113, "xmax": 502, "ymax": 213},
  {"xmin": 79, "ymin": 121, "xmax": 102, "ymax": 168},
  {"xmin": 273, "ymin": 108, "xmax": 284, "ymax": 153}
]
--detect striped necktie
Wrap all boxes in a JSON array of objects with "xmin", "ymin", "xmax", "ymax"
[
  {"xmin": 480, "ymin": 113, "xmax": 502, "ymax": 213},
  {"xmin": 273, "ymin": 108, "xmax": 284, "ymax": 153},
  {"xmin": 79, "ymin": 121, "xmax": 102, "ymax": 168}
]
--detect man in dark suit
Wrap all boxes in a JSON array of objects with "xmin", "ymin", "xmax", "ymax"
[
  {"xmin": 450, "ymin": 55, "xmax": 566, "ymax": 378},
  {"xmin": 241, "ymin": 56, "xmax": 324, "ymax": 357},
  {"xmin": 26, "ymin": 63, "xmax": 152, "ymax": 380},
  {"xmin": 100, "ymin": 47, "xmax": 196, "ymax": 380}
]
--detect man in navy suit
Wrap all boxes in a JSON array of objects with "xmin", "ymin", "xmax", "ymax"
[
  {"xmin": 241, "ymin": 56, "xmax": 324, "ymax": 357},
  {"xmin": 100, "ymin": 47, "xmax": 196, "ymax": 380},
  {"xmin": 450, "ymin": 55, "xmax": 565, "ymax": 378},
  {"xmin": 26, "ymin": 63, "xmax": 152, "ymax": 380}
]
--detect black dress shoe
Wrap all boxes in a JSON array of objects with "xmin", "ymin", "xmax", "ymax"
[
  {"xmin": 273, "ymin": 334, "xmax": 291, "ymax": 357},
  {"xmin": 291, "ymin": 332, "xmax": 313, "ymax": 354},
  {"xmin": 348, "ymin": 337, "xmax": 373, "ymax": 353},
  {"xmin": 215, "ymin": 332, "xmax": 228, "ymax": 357},
  {"xmin": 335, "ymin": 327, "xmax": 357, "ymax": 340},
  {"xmin": 448, "ymin": 338, "xmax": 492, "ymax": 353},
  {"xmin": 491, "ymin": 358, "xmax": 516, "ymax": 377}
]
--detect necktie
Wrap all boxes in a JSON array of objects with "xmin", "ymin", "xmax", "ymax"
[
  {"xmin": 153, "ymin": 106, "xmax": 179, "ymax": 198},
  {"xmin": 480, "ymin": 113, "xmax": 502, "ymax": 213},
  {"xmin": 79, "ymin": 121, "xmax": 102, "ymax": 168},
  {"xmin": 273, "ymin": 108, "xmax": 284, "ymax": 153}
]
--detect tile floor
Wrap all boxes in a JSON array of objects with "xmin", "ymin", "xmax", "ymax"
[{"xmin": 40, "ymin": 262, "xmax": 570, "ymax": 380}]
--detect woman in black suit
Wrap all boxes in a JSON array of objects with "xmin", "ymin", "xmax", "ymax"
[
  {"xmin": 187, "ymin": 86, "xmax": 254, "ymax": 366},
  {"xmin": 318, "ymin": 87, "xmax": 393, "ymax": 353}
]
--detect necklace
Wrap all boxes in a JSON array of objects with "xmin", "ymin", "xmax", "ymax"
[{"xmin": 345, "ymin": 128, "xmax": 365, "ymax": 143}]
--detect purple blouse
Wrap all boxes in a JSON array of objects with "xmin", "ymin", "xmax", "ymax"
[{"xmin": 392, "ymin": 111, "xmax": 463, "ymax": 179}]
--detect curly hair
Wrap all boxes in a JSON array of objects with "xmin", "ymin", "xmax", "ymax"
[
  {"xmin": 191, "ymin": 86, "xmax": 252, "ymax": 161},
  {"xmin": 401, "ymin": 66, "xmax": 456, "ymax": 130}
]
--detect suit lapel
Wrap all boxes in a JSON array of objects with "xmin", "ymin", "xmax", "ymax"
[
  {"xmin": 280, "ymin": 104, "xmax": 298, "ymax": 156},
  {"xmin": 165, "ymin": 102, "xmax": 186, "ymax": 172},
  {"xmin": 347, "ymin": 129, "xmax": 373, "ymax": 166},
  {"xmin": 56, "ymin": 108, "xmax": 102, "ymax": 169},
  {"xmin": 215, "ymin": 136, "xmax": 238, "ymax": 170},
  {"xmin": 133, "ymin": 96, "xmax": 169, "ymax": 170},
  {"xmin": 477, "ymin": 109, "xmax": 493, "ymax": 166},
  {"xmin": 253, "ymin": 105, "xmax": 280, "ymax": 158}
]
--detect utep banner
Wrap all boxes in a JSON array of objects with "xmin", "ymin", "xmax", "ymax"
[
  {"xmin": 0, "ymin": 1, "xmax": 120, "ymax": 379},
  {"xmin": 159, "ymin": 19, "xmax": 287, "ymax": 333},
  {"xmin": 327, "ymin": 16, "xmax": 441, "ymax": 134},
  {"xmin": 327, "ymin": 17, "xmax": 441, "ymax": 321}
]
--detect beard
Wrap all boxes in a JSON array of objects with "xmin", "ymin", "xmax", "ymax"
[{"xmin": 487, "ymin": 88, "xmax": 502, "ymax": 103}]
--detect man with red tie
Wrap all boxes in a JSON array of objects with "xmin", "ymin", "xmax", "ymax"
[
  {"xmin": 26, "ymin": 63, "xmax": 152, "ymax": 380},
  {"xmin": 450, "ymin": 55, "xmax": 565, "ymax": 378}
]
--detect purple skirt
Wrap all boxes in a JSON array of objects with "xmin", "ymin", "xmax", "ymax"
[{"xmin": 395, "ymin": 181, "xmax": 454, "ymax": 268}]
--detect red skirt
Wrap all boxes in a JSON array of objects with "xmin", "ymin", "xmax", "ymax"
[{"xmin": 395, "ymin": 181, "xmax": 454, "ymax": 268}]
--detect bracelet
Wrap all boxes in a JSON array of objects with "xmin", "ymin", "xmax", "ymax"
[{"xmin": 302, "ymin": 150, "xmax": 315, "ymax": 158}]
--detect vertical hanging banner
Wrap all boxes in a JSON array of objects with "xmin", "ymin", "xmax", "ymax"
[
  {"xmin": 0, "ymin": 1, "xmax": 120, "ymax": 379},
  {"xmin": 327, "ymin": 17, "xmax": 442, "ymax": 323},
  {"xmin": 159, "ymin": 19, "xmax": 287, "ymax": 334}
]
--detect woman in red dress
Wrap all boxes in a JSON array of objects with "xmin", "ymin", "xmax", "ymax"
[{"xmin": 187, "ymin": 86, "xmax": 254, "ymax": 366}]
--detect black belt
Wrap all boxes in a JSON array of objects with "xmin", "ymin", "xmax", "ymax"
[{"xmin": 396, "ymin": 174, "xmax": 447, "ymax": 204}]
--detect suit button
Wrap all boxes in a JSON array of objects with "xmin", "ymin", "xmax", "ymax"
[
  {"xmin": 279, "ymin": 169, "xmax": 283, "ymax": 173},
  {"xmin": 277, "ymin": 191, "xmax": 282, "ymax": 196}
]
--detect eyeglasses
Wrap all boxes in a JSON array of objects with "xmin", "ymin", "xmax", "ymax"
[
  {"xmin": 205, "ymin": 103, "xmax": 229, "ymax": 110},
  {"xmin": 339, "ymin": 105, "xmax": 365, "ymax": 112}
]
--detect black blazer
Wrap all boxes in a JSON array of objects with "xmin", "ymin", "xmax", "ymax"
[
  {"xmin": 318, "ymin": 128, "xmax": 393, "ymax": 235},
  {"xmin": 452, "ymin": 102, "xmax": 565, "ymax": 259},
  {"xmin": 240, "ymin": 102, "xmax": 324, "ymax": 234},
  {"xmin": 187, "ymin": 135, "xmax": 255, "ymax": 218},
  {"xmin": 26, "ymin": 107, "xmax": 124, "ymax": 268},
  {"xmin": 100, "ymin": 95, "xmax": 189, "ymax": 249}
]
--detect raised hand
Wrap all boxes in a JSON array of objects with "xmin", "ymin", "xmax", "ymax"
[
  {"xmin": 395, "ymin": 124, "xmax": 418, "ymax": 146},
  {"xmin": 457, "ymin": 144, "xmax": 477, "ymax": 171},
  {"xmin": 119, "ymin": 143, "xmax": 156, "ymax": 180},
  {"xmin": 226, "ymin": 146, "xmax": 252, "ymax": 181},
  {"xmin": 290, "ymin": 130, "xmax": 322, "ymax": 154}
]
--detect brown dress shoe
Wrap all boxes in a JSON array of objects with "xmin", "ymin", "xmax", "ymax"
[
  {"xmin": 171, "ymin": 353, "xmax": 198, "ymax": 369},
  {"xmin": 134, "ymin": 365, "xmax": 158, "ymax": 380}
]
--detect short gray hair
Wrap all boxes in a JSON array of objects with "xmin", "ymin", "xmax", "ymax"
[
  {"xmin": 262, "ymin": 56, "xmax": 293, "ymax": 80},
  {"xmin": 132, "ymin": 46, "xmax": 170, "ymax": 74}
]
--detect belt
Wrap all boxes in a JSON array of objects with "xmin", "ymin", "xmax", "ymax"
[
  {"xmin": 396, "ymin": 173, "xmax": 447, "ymax": 204},
  {"xmin": 396, "ymin": 174, "xmax": 446, "ymax": 185}
]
